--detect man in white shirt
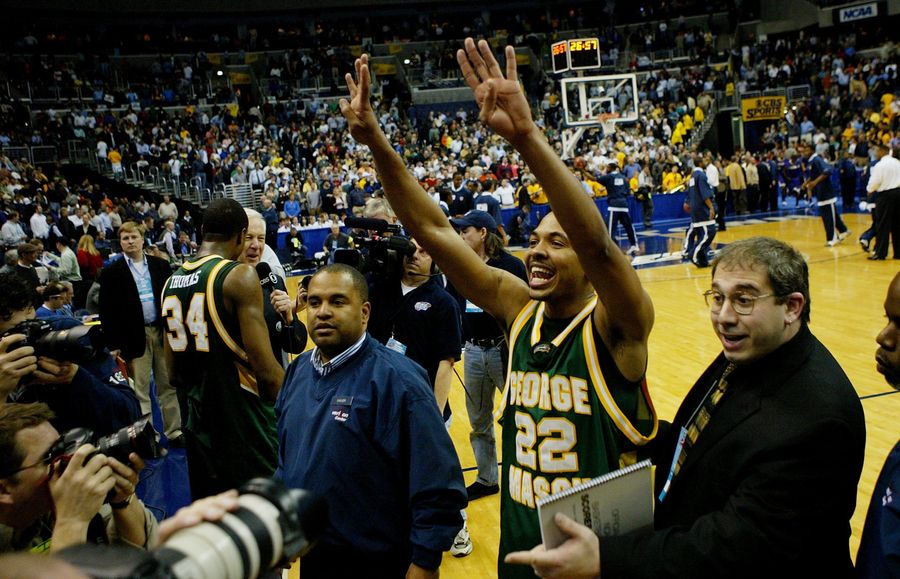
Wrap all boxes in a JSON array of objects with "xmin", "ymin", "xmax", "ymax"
[
  {"xmin": 706, "ymin": 154, "xmax": 725, "ymax": 230},
  {"xmin": 867, "ymin": 142, "xmax": 900, "ymax": 260},
  {"xmin": 0, "ymin": 211, "xmax": 27, "ymax": 248},
  {"xmin": 158, "ymin": 195, "xmax": 178, "ymax": 222},
  {"xmin": 494, "ymin": 178, "xmax": 516, "ymax": 207},
  {"xmin": 28, "ymin": 206, "xmax": 49, "ymax": 241}
]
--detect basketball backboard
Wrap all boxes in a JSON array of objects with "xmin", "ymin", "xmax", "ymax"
[{"xmin": 560, "ymin": 74, "xmax": 639, "ymax": 128}]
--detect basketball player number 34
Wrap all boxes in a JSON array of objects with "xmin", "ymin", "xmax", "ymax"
[{"xmin": 162, "ymin": 294, "xmax": 210, "ymax": 352}]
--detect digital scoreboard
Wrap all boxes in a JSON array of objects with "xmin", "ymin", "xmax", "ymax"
[
  {"xmin": 567, "ymin": 38, "xmax": 600, "ymax": 70},
  {"xmin": 551, "ymin": 41, "xmax": 569, "ymax": 73},
  {"xmin": 551, "ymin": 37, "xmax": 601, "ymax": 73}
]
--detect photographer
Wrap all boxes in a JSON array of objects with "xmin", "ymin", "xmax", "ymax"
[
  {"xmin": 0, "ymin": 272, "xmax": 140, "ymax": 434},
  {"xmin": 0, "ymin": 403, "xmax": 158, "ymax": 554}
]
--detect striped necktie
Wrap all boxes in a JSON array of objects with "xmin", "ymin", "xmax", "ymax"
[{"xmin": 673, "ymin": 362, "xmax": 735, "ymax": 479}]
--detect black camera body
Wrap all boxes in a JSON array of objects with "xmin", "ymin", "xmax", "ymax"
[
  {"xmin": 49, "ymin": 415, "xmax": 166, "ymax": 475},
  {"xmin": 2, "ymin": 318, "xmax": 106, "ymax": 365},
  {"xmin": 337, "ymin": 217, "xmax": 415, "ymax": 281}
]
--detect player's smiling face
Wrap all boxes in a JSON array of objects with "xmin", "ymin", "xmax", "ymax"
[{"xmin": 525, "ymin": 213, "xmax": 587, "ymax": 303}]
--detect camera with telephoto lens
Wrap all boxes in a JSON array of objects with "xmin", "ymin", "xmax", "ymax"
[
  {"xmin": 2, "ymin": 318, "xmax": 105, "ymax": 365},
  {"xmin": 49, "ymin": 414, "xmax": 167, "ymax": 476},
  {"xmin": 57, "ymin": 477, "xmax": 327, "ymax": 579},
  {"xmin": 336, "ymin": 217, "xmax": 415, "ymax": 281}
]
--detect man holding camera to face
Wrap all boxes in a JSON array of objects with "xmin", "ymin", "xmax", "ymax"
[
  {"xmin": 0, "ymin": 403, "xmax": 158, "ymax": 554},
  {"xmin": 0, "ymin": 272, "xmax": 140, "ymax": 434}
]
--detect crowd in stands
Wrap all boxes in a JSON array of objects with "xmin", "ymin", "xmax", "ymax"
[{"xmin": 0, "ymin": 13, "xmax": 897, "ymax": 269}]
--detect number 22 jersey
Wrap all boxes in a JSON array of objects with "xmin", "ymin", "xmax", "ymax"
[{"xmin": 496, "ymin": 297, "xmax": 657, "ymax": 578}]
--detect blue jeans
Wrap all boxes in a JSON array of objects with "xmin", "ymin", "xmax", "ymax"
[{"xmin": 463, "ymin": 342, "xmax": 505, "ymax": 486}]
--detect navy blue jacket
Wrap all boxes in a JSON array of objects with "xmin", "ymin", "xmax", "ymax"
[
  {"xmin": 368, "ymin": 277, "xmax": 462, "ymax": 391},
  {"xmin": 473, "ymin": 193, "xmax": 503, "ymax": 231},
  {"xmin": 275, "ymin": 336, "xmax": 466, "ymax": 573},
  {"xmin": 687, "ymin": 168, "xmax": 716, "ymax": 223},
  {"xmin": 808, "ymin": 154, "xmax": 835, "ymax": 200},
  {"xmin": 856, "ymin": 439, "xmax": 900, "ymax": 579},
  {"xmin": 599, "ymin": 171, "xmax": 631, "ymax": 207}
]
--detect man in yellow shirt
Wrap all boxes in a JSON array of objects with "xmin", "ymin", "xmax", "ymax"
[
  {"xmin": 725, "ymin": 155, "xmax": 748, "ymax": 214},
  {"xmin": 108, "ymin": 148, "xmax": 123, "ymax": 180}
]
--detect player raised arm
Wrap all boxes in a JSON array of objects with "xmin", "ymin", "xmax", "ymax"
[
  {"xmin": 458, "ymin": 38, "xmax": 653, "ymax": 371},
  {"xmin": 340, "ymin": 54, "xmax": 529, "ymax": 328}
]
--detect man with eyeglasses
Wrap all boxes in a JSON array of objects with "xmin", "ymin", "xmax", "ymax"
[
  {"xmin": 0, "ymin": 403, "xmax": 158, "ymax": 554},
  {"xmin": 506, "ymin": 236, "xmax": 866, "ymax": 578}
]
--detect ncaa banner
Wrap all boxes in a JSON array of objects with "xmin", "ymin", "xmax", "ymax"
[
  {"xmin": 837, "ymin": 2, "xmax": 878, "ymax": 23},
  {"xmin": 741, "ymin": 96, "xmax": 786, "ymax": 122}
]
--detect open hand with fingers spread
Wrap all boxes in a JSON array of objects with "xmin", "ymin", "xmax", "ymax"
[
  {"xmin": 457, "ymin": 38, "xmax": 536, "ymax": 145},
  {"xmin": 340, "ymin": 54, "xmax": 388, "ymax": 149}
]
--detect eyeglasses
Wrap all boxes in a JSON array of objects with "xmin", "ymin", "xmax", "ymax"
[
  {"xmin": 703, "ymin": 290, "xmax": 781, "ymax": 315},
  {"xmin": 0, "ymin": 449, "xmax": 53, "ymax": 479}
]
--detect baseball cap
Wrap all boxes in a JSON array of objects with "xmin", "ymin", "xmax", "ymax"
[{"xmin": 450, "ymin": 210, "xmax": 498, "ymax": 234}]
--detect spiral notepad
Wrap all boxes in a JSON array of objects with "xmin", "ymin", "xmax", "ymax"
[{"xmin": 536, "ymin": 459, "xmax": 654, "ymax": 549}]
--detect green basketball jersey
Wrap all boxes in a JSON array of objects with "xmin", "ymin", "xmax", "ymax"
[
  {"xmin": 161, "ymin": 254, "xmax": 278, "ymax": 498},
  {"xmin": 496, "ymin": 298, "xmax": 657, "ymax": 579}
]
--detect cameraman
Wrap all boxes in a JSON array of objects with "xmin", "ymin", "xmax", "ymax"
[
  {"xmin": 0, "ymin": 403, "xmax": 158, "ymax": 554},
  {"xmin": 0, "ymin": 272, "xmax": 140, "ymax": 434}
]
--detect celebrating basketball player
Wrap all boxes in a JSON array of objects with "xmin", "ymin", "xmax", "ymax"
[{"xmin": 340, "ymin": 39, "xmax": 657, "ymax": 578}]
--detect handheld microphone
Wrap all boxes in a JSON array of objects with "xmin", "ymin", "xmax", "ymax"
[{"xmin": 256, "ymin": 262, "xmax": 279, "ymax": 291}]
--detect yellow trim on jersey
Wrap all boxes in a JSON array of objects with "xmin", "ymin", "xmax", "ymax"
[
  {"xmin": 206, "ymin": 259, "xmax": 249, "ymax": 363},
  {"xmin": 582, "ymin": 317, "xmax": 657, "ymax": 445},
  {"xmin": 495, "ymin": 301, "xmax": 539, "ymax": 420},
  {"xmin": 235, "ymin": 361, "xmax": 261, "ymax": 397},
  {"xmin": 179, "ymin": 254, "xmax": 221, "ymax": 271},
  {"xmin": 530, "ymin": 297, "xmax": 597, "ymax": 348}
]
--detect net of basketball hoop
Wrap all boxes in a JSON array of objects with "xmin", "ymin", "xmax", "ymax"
[{"xmin": 597, "ymin": 112, "xmax": 620, "ymax": 137}]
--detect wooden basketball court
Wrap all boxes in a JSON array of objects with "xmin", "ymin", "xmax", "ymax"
[{"xmin": 287, "ymin": 210, "xmax": 898, "ymax": 577}]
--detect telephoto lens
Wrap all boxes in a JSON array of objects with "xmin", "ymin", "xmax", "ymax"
[
  {"xmin": 153, "ymin": 478, "xmax": 327, "ymax": 579},
  {"xmin": 56, "ymin": 478, "xmax": 327, "ymax": 579}
]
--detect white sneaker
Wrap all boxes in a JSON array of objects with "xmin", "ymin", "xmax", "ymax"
[
  {"xmin": 825, "ymin": 239, "xmax": 839, "ymax": 247},
  {"xmin": 450, "ymin": 522, "xmax": 473, "ymax": 557},
  {"xmin": 838, "ymin": 230, "xmax": 850, "ymax": 241},
  {"xmin": 627, "ymin": 245, "xmax": 640, "ymax": 256}
]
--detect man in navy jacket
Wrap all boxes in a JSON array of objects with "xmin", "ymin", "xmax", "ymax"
[{"xmin": 276, "ymin": 264, "xmax": 466, "ymax": 579}]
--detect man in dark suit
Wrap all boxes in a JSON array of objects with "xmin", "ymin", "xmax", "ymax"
[
  {"xmin": 507, "ymin": 237, "xmax": 866, "ymax": 579},
  {"xmin": 76, "ymin": 213, "xmax": 99, "ymax": 240},
  {"xmin": 98, "ymin": 221, "xmax": 182, "ymax": 443},
  {"xmin": 321, "ymin": 224, "xmax": 352, "ymax": 264}
]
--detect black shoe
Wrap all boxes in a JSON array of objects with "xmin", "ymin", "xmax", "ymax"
[
  {"xmin": 466, "ymin": 482, "xmax": 500, "ymax": 500},
  {"xmin": 168, "ymin": 434, "xmax": 186, "ymax": 448},
  {"xmin": 868, "ymin": 255, "xmax": 886, "ymax": 261}
]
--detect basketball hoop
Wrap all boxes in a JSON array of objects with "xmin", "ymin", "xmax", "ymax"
[{"xmin": 597, "ymin": 113, "xmax": 620, "ymax": 137}]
